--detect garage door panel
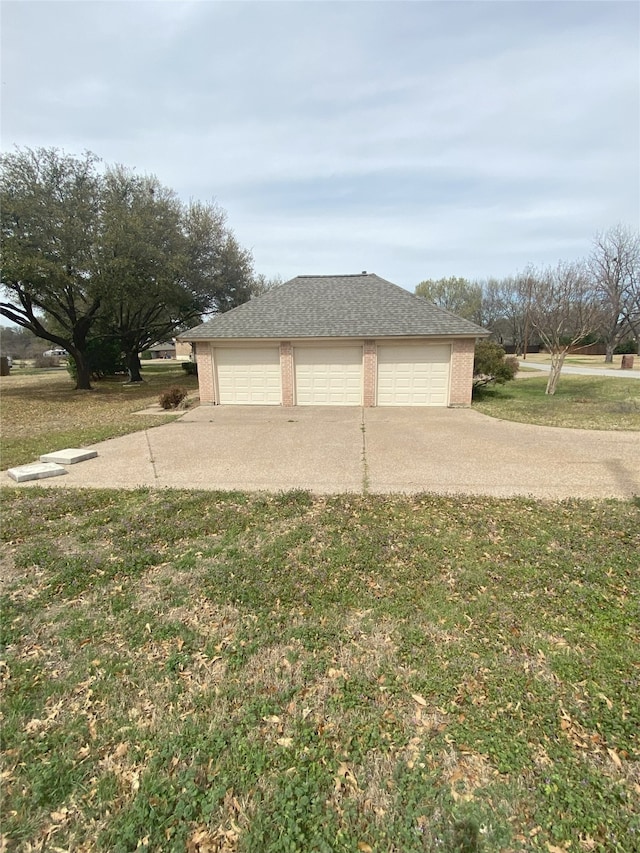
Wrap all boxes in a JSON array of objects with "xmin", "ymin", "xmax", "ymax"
[
  {"xmin": 216, "ymin": 347, "xmax": 281, "ymax": 405},
  {"xmin": 377, "ymin": 345, "xmax": 450, "ymax": 406},
  {"xmin": 378, "ymin": 346, "xmax": 450, "ymax": 365},
  {"xmin": 295, "ymin": 346, "xmax": 362, "ymax": 405}
]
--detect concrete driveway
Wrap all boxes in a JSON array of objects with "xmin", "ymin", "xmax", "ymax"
[
  {"xmin": 6, "ymin": 405, "xmax": 640, "ymax": 499},
  {"xmin": 519, "ymin": 362, "xmax": 640, "ymax": 379}
]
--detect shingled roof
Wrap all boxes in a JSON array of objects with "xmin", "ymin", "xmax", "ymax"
[{"xmin": 182, "ymin": 273, "xmax": 489, "ymax": 340}]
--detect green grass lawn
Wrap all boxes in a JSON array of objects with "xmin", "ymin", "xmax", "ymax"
[
  {"xmin": 0, "ymin": 363, "xmax": 198, "ymax": 469},
  {"xmin": 1, "ymin": 488, "xmax": 638, "ymax": 852},
  {"xmin": 473, "ymin": 375, "xmax": 640, "ymax": 431}
]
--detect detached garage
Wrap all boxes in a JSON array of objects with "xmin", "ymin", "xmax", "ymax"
[{"xmin": 181, "ymin": 273, "xmax": 488, "ymax": 408}]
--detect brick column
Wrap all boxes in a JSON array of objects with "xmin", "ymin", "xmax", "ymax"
[
  {"xmin": 195, "ymin": 342, "xmax": 216, "ymax": 404},
  {"xmin": 449, "ymin": 338, "xmax": 476, "ymax": 406},
  {"xmin": 280, "ymin": 341, "xmax": 294, "ymax": 406},
  {"xmin": 363, "ymin": 340, "xmax": 377, "ymax": 407}
]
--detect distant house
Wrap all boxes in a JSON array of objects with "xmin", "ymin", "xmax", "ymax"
[
  {"xmin": 145, "ymin": 340, "xmax": 192, "ymax": 360},
  {"xmin": 179, "ymin": 273, "xmax": 488, "ymax": 407},
  {"xmin": 146, "ymin": 342, "xmax": 175, "ymax": 359}
]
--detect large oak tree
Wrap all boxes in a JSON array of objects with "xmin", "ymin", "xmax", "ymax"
[
  {"xmin": 1, "ymin": 147, "xmax": 256, "ymax": 389},
  {"xmin": 0, "ymin": 148, "xmax": 103, "ymax": 389}
]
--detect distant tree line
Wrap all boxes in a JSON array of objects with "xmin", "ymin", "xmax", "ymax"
[
  {"xmin": 416, "ymin": 224, "xmax": 640, "ymax": 394},
  {"xmin": 0, "ymin": 325, "xmax": 52, "ymax": 361},
  {"xmin": 0, "ymin": 147, "xmax": 278, "ymax": 389}
]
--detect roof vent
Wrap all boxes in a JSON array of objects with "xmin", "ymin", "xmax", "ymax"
[{"xmin": 361, "ymin": 270, "xmax": 367, "ymax": 275}]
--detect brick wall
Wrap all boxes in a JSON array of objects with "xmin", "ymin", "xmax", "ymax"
[
  {"xmin": 449, "ymin": 339, "xmax": 476, "ymax": 406},
  {"xmin": 363, "ymin": 340, "xmax": 376, "ymax": 407},
  {"xmin": 195, "ymin": 342, "xmax": 216, "ymax": 404},
  {"xmin": 280, "ymin": 341, "xmax": 294, "ymax": 406}
]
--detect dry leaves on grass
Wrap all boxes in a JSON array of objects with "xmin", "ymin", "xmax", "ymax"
[
  {"xmin": 187, "ymin": 792, "xmax": 246, "ymax": 853},
  {"xmin": 558, "ymin": 705, "xmax": 627, "ymax": 772},
  {"xmin": 442, "ymin": 749, "xmax": 499, "ymax": 803}
]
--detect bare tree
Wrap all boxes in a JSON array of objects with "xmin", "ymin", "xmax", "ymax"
[
  {"xmin": 517, "ymin": 269, "xmax": 537, "ymax": 359},
  {"xmin": 589, "ymin": 224, "xmax": 640, "ymax": 362},
  {"xmin": 528, "ymin": 261, "xmax": 599, "ymax": 395},
  {"xmin": 615, "ymin": 231, "xmax": 640, "ymax": 356},
  {"xmin": 480, "ymin": 276, "xmax": 533, "ymax": 355},
  {"xmin": 478, "ymin": 278, "xmax": 505, "ymax": 333},
  {"xmin": 626, "ymin": 276, "xmax": 640, "ymax": 356},
  {"xmin": 250, "ymin": 272, "xmax": 283, "ymax": 298}
]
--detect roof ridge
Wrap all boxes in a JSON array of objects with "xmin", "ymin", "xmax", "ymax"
[{"xmin": 294, "ymin": 273, "xmax": 372, "ymax": 279}]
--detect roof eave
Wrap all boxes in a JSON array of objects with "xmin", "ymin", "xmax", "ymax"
[{"xmin": 179, "ymin": 330, "xmax": 490, "ymax": 342}]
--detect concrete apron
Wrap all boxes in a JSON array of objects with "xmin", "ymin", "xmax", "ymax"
[{"xmin": 5, "ymin": 405, "xmax": 640, "ymax": 499}]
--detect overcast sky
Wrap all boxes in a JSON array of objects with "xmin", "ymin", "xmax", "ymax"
[{"xmin": 1, "ymin": 0, "xmax": 638, "ymax": 289}]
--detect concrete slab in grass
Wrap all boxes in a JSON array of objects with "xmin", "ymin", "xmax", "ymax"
[
  {"xmin": 7, "ymin": 462, "xmax": 68, "ymax": 483},
  {"xmin": 40, "ymin": 448, "xmax": 98, "ymax": 465}
]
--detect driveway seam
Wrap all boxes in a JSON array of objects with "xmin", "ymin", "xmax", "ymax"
[
  {"xmin": 360, "ymin": 408, "xmax": 369, "ymax": 494},
  {"xmin": 144, "ymin": 430, "xmax": 159, "ymax": 483}
]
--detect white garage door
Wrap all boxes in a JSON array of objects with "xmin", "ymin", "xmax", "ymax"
[
  {"xmin": 377, "ymin": 344, "xmax": 450, "ymax": 406},
  {"xmin": 216, "ymin": 347, "xmax": 281, "ymax": 404},
  {"xmin": 295, "ymin": 346, "xmax": 363, "ymax": 405}
]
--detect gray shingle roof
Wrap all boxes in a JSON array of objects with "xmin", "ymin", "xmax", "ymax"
[{"xmin": 181, "ymin": 274, "xmax": 489, "ymax": 340}]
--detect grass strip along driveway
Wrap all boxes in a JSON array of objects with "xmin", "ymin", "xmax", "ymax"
[
  {"xmin": 0, "ymin": 363, "xmax": 198, "ymax": 470},
  {"xmin": 1, "ymin": 488, "xmax": 638, "ymax": 852},
  {"xmin": 473, "ymin": 375, "xmax": 640, "ymax": 432}
]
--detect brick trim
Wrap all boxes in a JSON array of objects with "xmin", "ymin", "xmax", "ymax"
[
  {"xmin": 363, "ymin": 340, "xmax": 376, "ymax": 407},
  {"xmin": 280, "ymin": 341, "xmax": 294, "ymax": 406},
  {"xmin": 449, "ymin": 338, "xmax": 475, "ymax": 406},
  {"xmin": 196, "ymin": 342, "xmax": 216, "ymax": 404}
]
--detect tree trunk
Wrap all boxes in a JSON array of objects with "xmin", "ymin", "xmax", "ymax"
[
  {"xmin": 73, "ymin": 352, "xmax": 93, "ymax": 391},
  {"xmin": 545, "ymin": 351, "xmax": 566, "ymax": 395},
  {"xmin": 127, "ymin": 351, "xmax": 143, "ymax": 383},
  {"xmin": 604, "ymin": 343, "xmax": 615, "ymax": 364}
]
